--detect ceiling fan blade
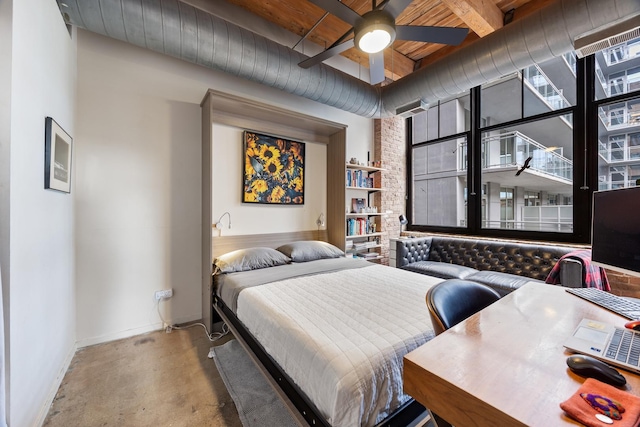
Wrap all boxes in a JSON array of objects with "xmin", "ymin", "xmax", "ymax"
[
  {"xmin": 306, "ymin": 0, "xmax": 362, "ymax": 27},
  {"xmin": 396, "ymin": 26, "xmax": 469, "ymax": 45},
  {"xmin": 298, "ymin": 39, "xmax": 356, "ymax": 68},
  {"xmin": 383, "ymin": 0, "xmax": 414, "ymax": 19},
  {"xmin": 369, "ymin": 51, "xmax": 386, "ymax": 84}
]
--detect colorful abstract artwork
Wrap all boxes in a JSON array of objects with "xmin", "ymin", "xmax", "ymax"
[{"xmin": 243, "ymin": 131, "xmax": 305, "ymax": 204}]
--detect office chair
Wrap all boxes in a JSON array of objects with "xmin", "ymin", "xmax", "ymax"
[
  {"xmin": 426, "ymin": 279, "xmax": 501, "ymax": 336},
  {"xmin": 424, "ymin": 280, "xmax": 501, "ymax": 427}
]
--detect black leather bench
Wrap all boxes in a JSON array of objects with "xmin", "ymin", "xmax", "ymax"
[{"xmin": 395, "ymin": 236, "xmax": 582, "ymax": 296}]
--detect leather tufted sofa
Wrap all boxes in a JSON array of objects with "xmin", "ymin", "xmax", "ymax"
[{"xmin": 395, "ymin": 236, "xmax": 582, "ymax": 296}]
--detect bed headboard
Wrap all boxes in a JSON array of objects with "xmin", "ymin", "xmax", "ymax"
[{"xmin": 212, "ymin": 230, "xmax": 328, "ymax": 259}]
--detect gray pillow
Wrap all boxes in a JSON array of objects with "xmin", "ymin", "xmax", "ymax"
[
  {"xmin": 277, "ymin": 241, "xmax": 344, "ymax": 262},
  {"xmin": 214, "ymin": 247, "xmax": 291, "ymax": 273}
]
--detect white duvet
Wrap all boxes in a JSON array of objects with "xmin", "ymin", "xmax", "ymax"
[{"xmin": 236, "ymin": 263, "xmax": 441, "ymax": 427}]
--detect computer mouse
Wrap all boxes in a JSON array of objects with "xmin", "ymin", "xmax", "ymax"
[
  {"xmin": 625, "ymin": 320, "xmax": 640, "ymax": 331},
  {"xmin": 566, "ymin": 354, "xmax": 626, "ymax": 387}
]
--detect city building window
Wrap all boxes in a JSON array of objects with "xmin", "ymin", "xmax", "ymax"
[
  {"xmin": 596, "ymin": 36, "xmax": 640, "ymax": 192},
  {"xmin": 524, "ymin": 191, "xmax": 540, "ymax": 207},
  {"xmin": 412, "ymin": 92, "xmax": 470, "ymax": 142},
  {"xmin": 500, "ymin": 187, "xmax": 514, "ymax": 229},
  {"xmin": 480, "ymin": 114, "xmax": 574, "ymax": 233},
  {"xmin": 411, "ymin": 136, "xmax": 467, "ymax": 228},
  {"xmin": 596, "ymin": 37, "xmax": 640, "ymax": 100},
  {"xmin": 408, "ymin": 36, "xmax": 640, "ymax": 243}
]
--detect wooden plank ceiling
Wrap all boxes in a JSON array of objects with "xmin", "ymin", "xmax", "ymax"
[{"xmin": 222, "ymin": 0, "xmax": 557, "ymax": 83}]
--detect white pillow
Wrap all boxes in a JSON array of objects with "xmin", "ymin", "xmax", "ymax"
[
  {"xmin": 214, "ymin": 247, "xmax": 291, "ymax": 273},
  {"xmin": 277, "ymin": 241, "xmax": 344, "ymax": 262}
]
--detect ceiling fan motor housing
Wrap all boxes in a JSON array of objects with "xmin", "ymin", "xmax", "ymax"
[{"xmin": 354, "ymin": 10, "xmax": 397, "ymax": 53}]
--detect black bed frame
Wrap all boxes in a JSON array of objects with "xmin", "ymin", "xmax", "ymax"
[{"xmin": 213, "ymin": 295, "xmax": 427, "ymax": 427}]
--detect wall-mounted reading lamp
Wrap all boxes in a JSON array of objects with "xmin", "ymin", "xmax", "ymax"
[
  {"xmin": 316, "ymin": 213, "xmax": 325, "ymax": 241},
  {"xmin": 399, "ymin": 214, "xmax": 408, "ymax": 237},
  {"xmin": 215, "ymin": 211, "xmax": 231, "ymax": 229}
]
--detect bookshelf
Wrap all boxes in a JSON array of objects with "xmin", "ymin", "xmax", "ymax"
[{"xmin": 345, "ymin": 163, "xmax": 385, "ymax": 262}]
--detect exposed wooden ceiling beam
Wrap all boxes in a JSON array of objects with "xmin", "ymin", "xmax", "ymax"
[
  {"xmin": 440, "ymin": 0, "xmax": 503, "ymax": 37},
  {"xmin": 416, "ymin": 0, "xmax": 558, "ymax": 71}
]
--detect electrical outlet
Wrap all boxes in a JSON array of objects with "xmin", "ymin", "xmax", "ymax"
[{"xmin": 155, "ymin": 289, "xmax": 173, "ymax": 300}]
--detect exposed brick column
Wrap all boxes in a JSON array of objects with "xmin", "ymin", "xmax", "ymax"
[{"xmin": 374, "ymin": 116, "xmax": 406, "ymax": 265}]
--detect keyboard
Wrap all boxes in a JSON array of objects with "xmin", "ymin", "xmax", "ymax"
[
  {"xmin": 566, "ymin": 288, "xmax": 640, "ymax": 320},
  {"xmin": 606, "ymin": 327, "xmax": 640, "ymax": 367}
]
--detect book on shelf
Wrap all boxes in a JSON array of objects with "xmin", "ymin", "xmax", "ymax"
[
  {"xmin": 346, "ymin": 217, "xmax": 371, "ymax": 236},
  {"xmin": 347, "ymin": 169, "xmax": 363, "ymax": 187},
  {"xmin": 353, "ymin": 241, "xmax": 378, "ymax": 251},
  {"xmin": 347, "ymin": 169, "xmax": 376, "ymax": 188},
  {"xmin": 356, "ymin": 252, "xmax": 380, "ymax": 258}
]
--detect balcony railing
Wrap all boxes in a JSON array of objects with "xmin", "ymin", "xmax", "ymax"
[
  {"xmin": 523, "ymin": 65, "xmax": 573, "ymax": 125},
  {"xmin": 598, "ymin": 179, "xmax": 639, "ymax": 190},
  {"xmin": 563, "ymin": 52, "xmax": 577, "ymax": 75},
  {"xmin": 598, "ymin": 138, "xmax": 640, "ymax": 163},
  {"xmin": 605, "ymin": 39, "xmax": 640, "ymax": 66},
  {"xmin": 598, "ymin": 102, "xmax": 640, "ymax": 129},
  {"xmin": 595, "ymin": 59, "xmax": 608, "ymax": 93},
  {"xmin": 467, "ymin": 131, "xmax": 573, "ymax": 181},
  {"xmin": 481, "ymin": 218, "xmax": 573, "ymax": 232}
]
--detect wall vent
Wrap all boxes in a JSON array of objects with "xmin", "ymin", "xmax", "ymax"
[
  {"xmin": 396, "ymin": 100, "xmax": 429, "ymax": 118},
  {"xmin": 574, "ymin": 16, "xmax": 640, "ymax": 58}
]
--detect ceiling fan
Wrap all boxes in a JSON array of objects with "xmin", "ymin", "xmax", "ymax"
[{"xmin": 299, "ymin": 0, "xmax": 469, "ymax": 84}]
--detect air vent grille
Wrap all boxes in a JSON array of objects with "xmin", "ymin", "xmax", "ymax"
[
  {"xmin": 575, "ymin": 17, "xmax": 640, "ymax": 59},
  {"xmin": 396, "ymin": 100, "xmax": 429, "ymax": 118},
  {"xmin": 609, "ymin": 27, "xmax": 640, "ymax": 46}
]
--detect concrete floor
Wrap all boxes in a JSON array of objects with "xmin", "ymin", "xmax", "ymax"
[{"xmin": 43, "ymin": 325, "xmax": 243, "ymax": 427}]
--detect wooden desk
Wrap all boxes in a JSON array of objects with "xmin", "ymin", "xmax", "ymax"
[{"xmin": 404, "ymin": 283, "xmax": 640, "ymax": 427}]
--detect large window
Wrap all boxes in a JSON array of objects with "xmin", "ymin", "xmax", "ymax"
[
  {"xmin": 595, "ymin": 37, "xmax": 640, "ymax": 191},
  {"xmin": 480, "ymin": 114, "xmax": 574, "ymax": 233},
  {"xmin": 412, "ymin": 136, "xmax": 467, "ymax": 227},
  {"xmin": 411, "ymin": 93, "xmax": 470, "ymax": 228},
  {"xmin": 480, "ymin": 57, "xmax": 577, "ymax": 127},
  {"xmin": 410, "ymin": 52, "xmax": 578, "ymax": 239},
  {"xmin": 409, "ymin": 37, "xmax": 640, "ymax": 242},
  {"xmin": 408, "ymin": 38, "xmax": 640, "ymax": 242}
]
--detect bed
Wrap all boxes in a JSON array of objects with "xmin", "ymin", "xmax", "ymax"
[{"xmin": 212, "ymin": 240, "xmax": 443, "ymax": 427}]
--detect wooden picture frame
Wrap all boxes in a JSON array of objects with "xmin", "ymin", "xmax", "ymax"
[
  {"xmin": 242, "ymin": 131, "xmax": 305, "ymax": 204},
  {"xmin": 44, "ymin": 117, "xmax": 73, "ymax": 193}
]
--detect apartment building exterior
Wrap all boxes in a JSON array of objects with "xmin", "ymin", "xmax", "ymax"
[{"xmin": 411, "ymin": 37, "xmax": 640, "ymax": 234}]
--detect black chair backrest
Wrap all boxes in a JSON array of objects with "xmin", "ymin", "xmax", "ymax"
[{"xmin": 426, "ymin": 279, "xmax": 501, "ymax": 336}]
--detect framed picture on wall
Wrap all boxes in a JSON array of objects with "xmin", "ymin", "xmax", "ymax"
[
  {"xmin": 44, "ymin": 117, "xmax": 73, "ymax": 194},
  {"xmin": 242, "ymin": 131, "xmax": 305, "ymax": 204}
]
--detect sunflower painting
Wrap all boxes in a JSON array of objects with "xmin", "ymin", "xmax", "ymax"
[{"xmin": 243, "ymin": 131, "xmax": 305, "ymax": 204}]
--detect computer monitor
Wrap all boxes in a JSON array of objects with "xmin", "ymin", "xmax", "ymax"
[{"xmin": 591, "ymin": 186, "xmax": 640, "ymax": 278}]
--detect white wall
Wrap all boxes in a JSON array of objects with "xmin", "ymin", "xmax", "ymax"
[
  {"xmin": 7, "ymin": 1, "xmax": 77, "ymax": 425},
  {"xmin": 75, "ymin": 30, "xmax": 373, "ymax": 346},
  {"xmin": 212, "ymin": 124, "xmax": 327, "ymax": 235},
  {"xmin": 0, "ymin": 1, "xmax": 11, "ymax": 426}
]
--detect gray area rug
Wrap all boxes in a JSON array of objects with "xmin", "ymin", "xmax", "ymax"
[{"xmin": 212, "ymin": 339, "xmax": 299, "ymax": 427}]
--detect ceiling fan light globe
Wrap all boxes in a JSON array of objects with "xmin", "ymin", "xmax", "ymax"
[
  {"xmin": 358, "ymin": 29, "xmax": 392, "ymax": 53},
  {"xmin": 354, "ymin": 10, "xmax": 396, "ymax": 54}
]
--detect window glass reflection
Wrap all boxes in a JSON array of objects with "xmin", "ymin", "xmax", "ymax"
[
  {"xmin": 412, "ymin": 93, "xmax": 470, "ymax": 143},
  {"xmin": 412, "ymin": 137, "xmax": 467, "ymax": 227},
  {"xmin": 480, "ymin": 115, "xmax": 574, "ymax": 232},
  {"xmin": 595, "ymin": 37, "xmax": 640, "ymax": 100},
  {"xmin": 598, "ymin": 96, "xmax": 640, "ymax": 190}
]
